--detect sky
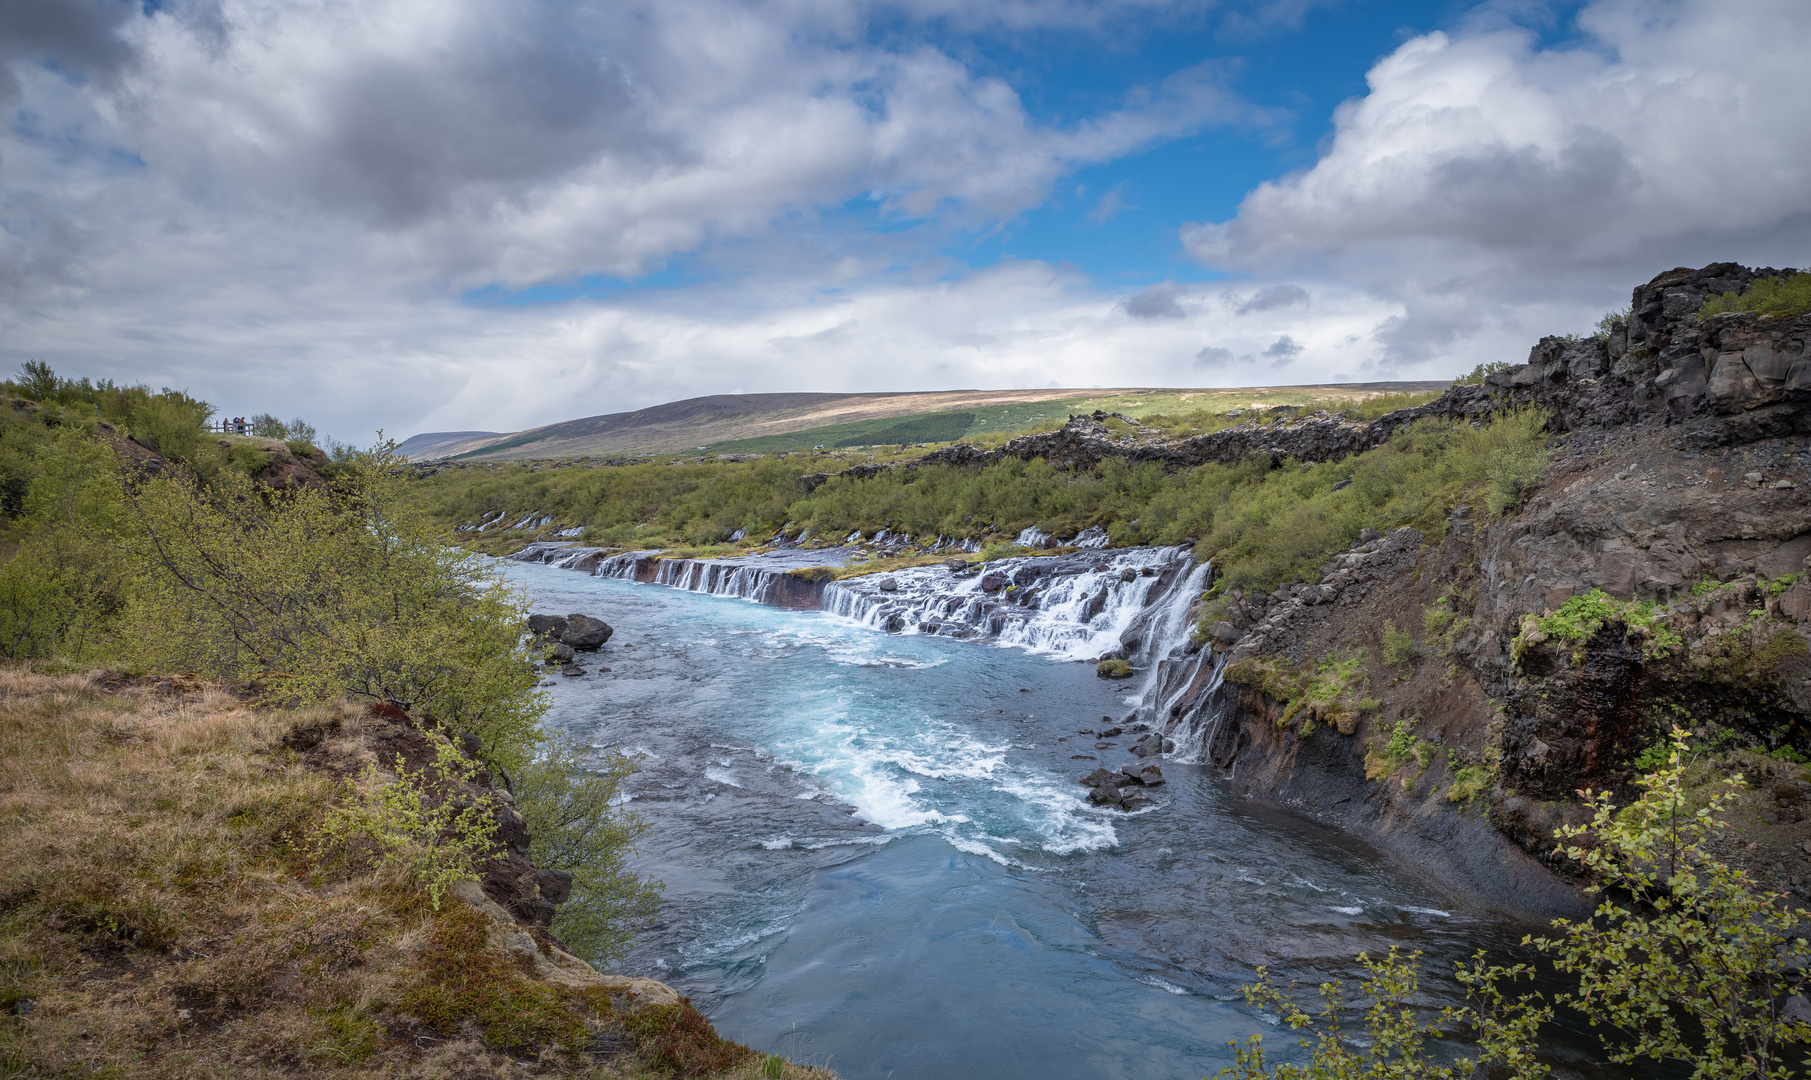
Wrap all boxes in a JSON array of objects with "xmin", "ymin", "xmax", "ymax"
[{"xmin": 2, "ymin": 0, "xmax": 1808, "ymax": 443}]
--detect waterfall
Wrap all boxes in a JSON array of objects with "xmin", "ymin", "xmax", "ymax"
[
  {"xmin": 819, "ymin": 546, "xmax": 1197, "ymax": 661},
  {"xmin": 511, "ymin": 544, "xmax": 826, "ymax": 606},
  {"xmin": 1123, "ymin": 560, "xmax": 1239, "ymax": 766},
  {"xmin": 510, "ymin": 538, "xmax": 1241, "ymax": 765}
]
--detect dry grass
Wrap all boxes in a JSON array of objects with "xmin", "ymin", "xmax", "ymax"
[{"xmin": 0, "ymin": 667, "xmax": 834, "ymax": 1080}]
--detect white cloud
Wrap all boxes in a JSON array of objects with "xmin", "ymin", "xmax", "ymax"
[
  {"xmin": 1183, "ymin": 0, "xmax": 1811, "ymax": 364},
  {"xmin": 0, "ymin": 0, "xmax": 1283, "ymax": 437}
]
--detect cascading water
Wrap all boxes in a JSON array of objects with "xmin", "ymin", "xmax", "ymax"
[
  {"xmin": 516, "ymin": 538, "xmax": 1243, "ymax": 766},
  {"xmin": 821, "ymin": 546, "xmax": 1197, "ymax": 661},
  {"xmin": 513, "ymin": 542, "xmax": 858, "ymax": 606}
]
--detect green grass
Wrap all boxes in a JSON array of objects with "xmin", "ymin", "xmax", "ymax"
[
  {"xmin": 1699, "ymin": 272, "xmax": 1811, "ymax": 320},
  {"xmin": 703, "ymin": 408, "xmax": 994, "ymax": 454},
  {"xmin": 411, "ymin": 407, "xmax": 1554, "ymax": 597}
]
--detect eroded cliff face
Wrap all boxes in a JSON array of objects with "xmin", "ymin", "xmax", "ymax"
[{"xmin": 1202, "ymin": 263, "xmax": 1811, "ymax": 918}]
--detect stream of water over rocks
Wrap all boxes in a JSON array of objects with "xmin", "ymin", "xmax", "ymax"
[{"xmin": 500, "ymin": 557, "xmax": 1573, "ymax": 1079}]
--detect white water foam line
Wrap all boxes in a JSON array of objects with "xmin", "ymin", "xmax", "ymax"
[{"xmin": 821, "ymin": 546, "xmax": 1199, "ymax": 662}]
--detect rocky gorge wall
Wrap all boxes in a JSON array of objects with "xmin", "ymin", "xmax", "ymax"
[{"xmin": 1186, "ymin": 263, "xmax": 1811, "ymax": 918}]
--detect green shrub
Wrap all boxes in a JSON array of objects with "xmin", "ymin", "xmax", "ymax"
[
  {"xmin": 1231, "ymin": 727, "xmax": 1811, "ymax": 1080},
  {"xmin": 1535, "ymin": 588, "xmax": 1680, "ymax": 659},
  {"xmin": 410, "ymin": 407, "xmax": 1554, "ymax": 598},
  {"xmin": 1368, "ymin": 720, "xmax": 1434, "ymax": 778},
  {"xmin": 1454, "ymin": 360, "xmax": 1511, "ymax": 386},
  {"xmin": 1227, "ymin": 653, "xmax": 1374, "ymax": 736},
  {"xmin": 1446, "ymin": 765, "xmax": 1490, "ymax": 803},
  {"xmin": 1698, "ymin": 272, "xmax": 1811, "ymax": 320},
  {"xmin": 1380, "ymin": 620, "xmax": 1416, "ymax": 667},
  {"xmin": 1221, "ymin": 946, "xmax": 1549, "ymax": 1080},
  {"xmin": 120, "ymin": 441, "xmax": 549, "ymax": 768},
  {"xmin": 314, "ymin": 737, "xmax": 500, "ymax": 908},
  {"xmin": 514, "ymin": 735, "xmax": 661, "ymax": 964},
  {"xmin": 1541, "ymin": 728, "xmax": 1811, "ymax": 1077},
  {"xmin": 1595, "ymin": 306, "xmax": 1630, "ymax": 341}
]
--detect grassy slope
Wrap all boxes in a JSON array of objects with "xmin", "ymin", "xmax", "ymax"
[
  {"xmin": 408, "ymin": 405, "xmax": 1546, "ymax": 597},
  {"xmin": 407, "ymin": 383, "xmax": 1449, "ymax": 460},
  {"xmin": 0, "ymin": 669, "xmax": 830, "ymax": 1080}
]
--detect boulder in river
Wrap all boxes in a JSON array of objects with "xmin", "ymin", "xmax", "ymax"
[
  {"xmin": 1135, "ymin": 764, "xmax": 1164, "ymax": 785},
  {"xmin": 559, "ymin": 663, "xmax": 587, "ymax": 677},
  {"xmin": 1130, "ymin": 732, "xmax": 1164, "ymax": 757},
  {"xmin": 561, "ymin": 613, "xmax": 614, "ymax": 650},
  {"xmin": 527, "ymin": 613, "xmax": 568, "ymax": 639},
  {"xmin": 1096, "ymin": 659, "xmax": 1134, "ymax": 679},
  {"xmin": 544, "ymin": 642, "xmax": 576, "ymax": 665},
  {"xmin": 878, "ymin": 577, "xmax": 900, "ymax": 592},
  {"xmin": 1087, "ymin": 784, "xmax": 1122, "ymax": 806},
  {"xmin": 980, "ymin": 571, "xmax": 1009, "ymax": 592}
]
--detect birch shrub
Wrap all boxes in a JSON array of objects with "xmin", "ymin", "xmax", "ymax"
[
  {"xmin": 515, "ymin": 734, "xmax": 661, "ymax": 963},
  {"xmin": 1226, "ymin": 728, "xmax": 1811, "ymax": 1079},
  {"xmin": 121, "ymin": 442, "xmax": 547, "ymax": 768}
]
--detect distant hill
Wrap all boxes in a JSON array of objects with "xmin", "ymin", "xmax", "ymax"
[
  {"xmin": 398, "ymin": 383, "xmax": 1452, "ymax": 460},
  {"xmin": 393, "ymin": 430, "xmax": 506, "ymax": 459}
]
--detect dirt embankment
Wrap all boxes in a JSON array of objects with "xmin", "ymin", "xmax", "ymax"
[
  {"xmin": 1205, "ymin": 263, "xmax": 1811, "ymax": 918},
  {"xmin": 0, "ymin": 669, "xmax": 827, "ymax": 1079}
]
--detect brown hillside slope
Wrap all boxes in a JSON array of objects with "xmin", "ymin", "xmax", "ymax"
[
  {"xmin": 0, "ymin": 669, "xmax": 829, "ymax": 1080},
  {"xmin": 400, "ymin": 383, "xmax": 1448, "ymax": 460}
]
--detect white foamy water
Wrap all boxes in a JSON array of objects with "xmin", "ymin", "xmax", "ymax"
[{"xmin": 823, "ymin": 546, "xmax": 1201, "ymax": 662}]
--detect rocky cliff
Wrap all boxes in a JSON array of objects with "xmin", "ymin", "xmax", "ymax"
[{"xmin": 1189, "ymin": 262, "xmax": 1811, "ymax": 918}]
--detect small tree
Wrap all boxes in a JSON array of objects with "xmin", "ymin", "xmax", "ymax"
[
  {"xmin": 121, "ymin": 439, "xmax": 548, "ymax": 768},
  {"xmin": 1224, "ymin": 728, "xmax": 1811, "ymax": 1079},
  {"xmin": 514, "ymin": 734, "xmax": 661, "ymax": 963},
  {"xmin": 1541, "ymin": 727, "xmax": 1811, "ymax": 1078},
  {"xmin": 1221, "ymin": 946, "xmax": 1548, "ymax": 1079}
]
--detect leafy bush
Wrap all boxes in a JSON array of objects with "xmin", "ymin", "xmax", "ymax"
[
  {"xmin": 1446, "ymin": 765, "xmax": 1489, "ymax": 803},
  {"xmin": 1541, "ymin": 728, "xmax": 1811, "ymax": 1076},
  {"xmin": 121, "ymin": 442, "xmax": 549, "ymax": 767},
  {"xmin": 1699, "ymin": 272, "xmax": 1811, "ymax": 320},
  {"xmin": 1226, "ymin": 653, "xmax": 1375, "ymax": 736},
  {"xmin": 412, "ymin": 408, "xmax": 1553, "ymax": 598},
  {"xmin": 1221, "ymin": 946, "xmax": 1550, "ymax": 1080},
  {"xmin": 315, "ymin": 738, "xmax": 501, "ymax": 908},
  {"xmin": 1381, "ymin": 620, "xmax": 1416, "ymax": 667},
  {"xmin": 1454, "ymin": 360, "xmax": 1511, "ymax": 386},
  {"xmin": 1595, "ymin": 306, "xmax": 1630, "ymax": 341},
  {"xmin": 1230, "ymin": 728, "xmax": 1811, "ymax": 1079},
  {"xmin": 1532, "ymin": 588, "xmax": 1681, "ymax": 659},
  {"xmin": 514, "ymin": 735, "xmax": 662, "ymax": 964},
  {"xmin": 1368, "ymin": 719, "xmax": 1434, "ymax": 778}
]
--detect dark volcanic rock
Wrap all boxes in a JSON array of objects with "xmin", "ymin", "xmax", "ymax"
[
  {"xmin": 535, "ymin": 869, "xmax": 574, "ymax": 905},
  {"xmin": 561, "ymin": 613, "xmax": 614, "ymax": 650},
  {"xmin": 527, "ymin": 613, "xmax": 568, "ymax": 638}
]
